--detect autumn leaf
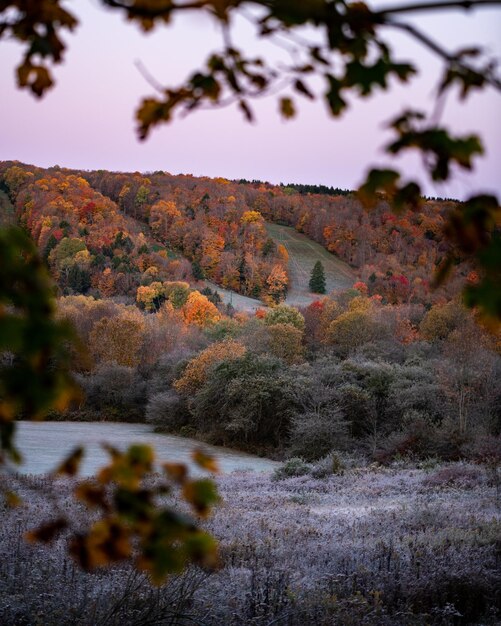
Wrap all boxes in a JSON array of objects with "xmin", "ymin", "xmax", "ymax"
[
  {"xmin": 183, "ymin": 479, "xmax": 220, "ymax": 517},
  {"xmin": 26, "ymin": 518, "xmax": 68, "ymax": 544},
  {"xmin": 192, "ymin": 448, "xmax": 219, "ymax": 473},
  {"xmin": 279, "ymin": 97, "xmax": 295, "ymax": 119},
  {"xmin": 54, "ymin": 446, "xmax": 84, "ymax": 476}
]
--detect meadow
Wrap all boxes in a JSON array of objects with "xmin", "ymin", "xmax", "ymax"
[{"xmin": 1, "ymin": 460, "xmax": 500, "ymax": 625}]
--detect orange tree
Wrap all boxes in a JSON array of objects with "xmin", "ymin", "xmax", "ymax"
[{"xmin": 1, "ymin": 0, "xmax": 500, "ymax": 317}]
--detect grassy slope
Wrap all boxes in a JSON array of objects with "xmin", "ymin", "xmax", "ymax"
[{"xmin": 266, "ymin": 222, "xmax": 356, "ymax": 306}]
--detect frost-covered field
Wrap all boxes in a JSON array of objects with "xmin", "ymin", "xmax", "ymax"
[{"xmin": 1, "ymin": 464, "xmax": 500, "ymax": 625}]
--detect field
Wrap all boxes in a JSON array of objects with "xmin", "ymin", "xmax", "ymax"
[
  {"xmin": 265, "ymin": 223, "xmax": 356, "ymax": 306},
  {"xmin": 2, "ymin": 462, "xmax": 500, "ymax": 625}
]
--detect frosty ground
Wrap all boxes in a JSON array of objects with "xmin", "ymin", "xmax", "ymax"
[{"xmin": 1, "ymin": 462, "xmax": 500, "ymax": 625}]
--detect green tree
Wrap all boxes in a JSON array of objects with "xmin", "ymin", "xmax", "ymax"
[
  {"xmin": 264, "ymin": 304, "xmax": 305, "ymax": 330},
  {"xmin": 309, "ymin": 261, "xmax": 327, "ymax": 294},
  {"xmin": 191, "ymin": 352, "xmax": 295, "ymax": 448}
]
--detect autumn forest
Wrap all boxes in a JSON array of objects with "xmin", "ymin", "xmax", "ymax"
[
  {"xmin": 1, "ymin": 160, "xmax": 501, "ymax": 624},
  {"xmin": 0, "ymin": 160, "xmax": 499, "ymax": 458}
]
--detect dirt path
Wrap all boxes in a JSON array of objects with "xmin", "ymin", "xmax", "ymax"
[{"xmin": 203, "ymin": 280, "xmax": 265, "ymax": 313}]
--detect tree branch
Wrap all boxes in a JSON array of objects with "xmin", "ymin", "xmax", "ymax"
[
  {"xmin": 375, "ymin": 0, "xmax": 501, "ymax": 18},
  {"xmin": 387, "ymin": 20, "xmax": 501, "ymax": 90}
]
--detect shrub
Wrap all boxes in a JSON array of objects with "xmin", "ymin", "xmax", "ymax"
[
  {"xmin": 423, "ymin": 463, "xmax": 484, "ymax": 489},
  {"xmin": 272, "ymin": 457, "xmax": 311, "ymax": 480},
  {"xmin": 77, "ymin": 363, "xmax": 146, "ymax": 420},
  {"xmin": 145, "ymin": 391, "xmax": 188, "ymax": 430},
  {"xmin": 289, "ymin": 409, "xmax": 348, "ymax": 461},
  {"xmin": 264, "ymin": 304, "xmax": 305, "ymax": 330},
  {"xmin": 311, "ymin": 453, "xmax": 345, "ymax": 478}
]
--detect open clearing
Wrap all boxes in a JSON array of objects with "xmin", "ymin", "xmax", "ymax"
[
  {"xmin": 266, "ymin": 222, "xmax": 356, "ymax": 306},
  {"xmin": 2, "ymin": 464, "xmax": 499, "ymax": 624},
  {"xmin": 205, "ymin": 223, "xmax": 357, "ymax": 312},
  {"xmin": 204, "ymin": 280, "xmax": 264, "ymax": 313}
]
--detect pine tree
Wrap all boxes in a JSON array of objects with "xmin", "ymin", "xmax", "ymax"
[{"xmin": 309, "ymin": 261, "xmax": 326, "ymax": 294}]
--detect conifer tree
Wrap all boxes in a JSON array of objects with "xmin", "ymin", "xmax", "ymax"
[{"xmin": 309, "ymin": 261, "xmax": 326, "ymax": 294}]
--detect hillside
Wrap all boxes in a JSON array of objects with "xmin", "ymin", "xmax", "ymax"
[
  {"xmin": 0, "ymin": 161, "xmax": 469, "ymax": 310},
  {"xmin": 265, "ymin": 223, "xmax": 355, "ymax": 306}
]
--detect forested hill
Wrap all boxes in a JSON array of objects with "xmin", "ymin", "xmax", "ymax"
[{"xmin": 0, "ymin": 161, "xmax": 467, "ymax": 307}]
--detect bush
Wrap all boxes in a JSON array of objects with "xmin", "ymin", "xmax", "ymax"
[
  {"xmin": 145, "ymin": 391, "xmax": 188, "ymax": 430},
  {"xmin": 289, "ymin": 409, "xmax": 348, "ymax": 461},
  {"xmin": 423, "ymin": 463, "xmax": 484, "ymax": 489},
  {"xmin": 311, "ymin": 453, "xmax": 344, "ymax": 478},
  {"xmin": 77, "ymin": 363, "xmax": 146, "ymax": 420},
  {"xmin": 374, "ymin": 411, "xmax": 438, "ymax": 463},
  {"xmin": 264, "ymin": 305, "xmax": 305, "ymax": 330},
  {"xmin": 272, "ymin": 457, "xmax": 311, "ymax": 480}
]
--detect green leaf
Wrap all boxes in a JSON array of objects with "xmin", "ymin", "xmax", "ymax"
[{"xmin": 182, "ymin": 478, "xmax": 220, "ymax": 517}]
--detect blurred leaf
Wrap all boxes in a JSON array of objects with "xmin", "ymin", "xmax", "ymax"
[
  {"xmin": 54, "ymin": 446, "xmax": 84, "ymax": 476},
  {"xmin": 163, "ymin": 462, "xmax": 188, "ymax": 484},
  {"xmin": 0, "ymin": 226, "xmax": 79, "ymax": 463},
  {"xmin": 192, "ymin": 448, "xmax": 219, "ymax": 473},
  {"xmin": 70, "ymin": 518, "xmax": 132, "ymax": 570},
  {"xmin": 279, "ymin": 97, "xmax": 296, "ymax": 119},
  {"xmin": 183, "ymin": 530, "xmax": 219, "ymax": 568},
  {"xmin": 4, "ymin": 490, "xmax": 22, "ymax": 508},
  {"xmin": 183, "ymin": 478, "xmax": 220, "ymax": 517},
  {"xmin": 74, "ymin": 482, "xmax": 109, "ymax": 510},
  {"xmin": 325, "ymin": 74, "xmax": 347, "ymax": 116},
  {"xmin": 26, "ymin": 518, "xmax": 68, "ymax": 544},
  {"xmin": 294, "ymin": 79, "xmax": 314, "ymax": 99}
]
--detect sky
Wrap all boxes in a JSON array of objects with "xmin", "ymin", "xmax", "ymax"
[{"xmin": 1, "ymin": 1, "xmax": 500, "ymax": 200}]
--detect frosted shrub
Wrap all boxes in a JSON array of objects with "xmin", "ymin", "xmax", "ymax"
[
  {"xmin": 3, "ymin": 464, "xmax": 501, "ymax": 625},
  {"xmin": 145, "ymin": 390, "xmax": 187, "ymax": 430},
  {"xmin": 423, "ymin": 462, "xmax": 484, "ymax": 489},
  {"xmin": 76, "ymin": 363, "xmax": 146, "ymax": 420},
  {"xmin": 311, "ymin": 453, "xmax": 344, "ymax": 478},
  {"xmin": 272, "ymin": 457, "xmax": 311, "ymax": 480},
  {"xmin": 289, "ymin": 409, "xmax": 348, "ymax": 461}
]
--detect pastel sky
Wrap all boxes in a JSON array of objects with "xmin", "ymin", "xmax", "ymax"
[{"xmin": 1, "ymin": 1, "xmax": 500, "ymax": 199}]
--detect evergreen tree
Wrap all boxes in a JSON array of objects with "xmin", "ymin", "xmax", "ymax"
[
  {"xmin": 309, "ymin": 261, "xmax": 326, "ymax": 294},
  {"xmin": 192, "ymin": 259, "xmax": 205, "ymax": 280}
]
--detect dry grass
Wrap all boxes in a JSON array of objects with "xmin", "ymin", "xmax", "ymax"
[
  {"xmin": 265, "ymin": 223, "xmax": 355, "ymax": 306},
  {"xmin": 1, "ymin": 463, "xmax": 500, "ymax": 625}
]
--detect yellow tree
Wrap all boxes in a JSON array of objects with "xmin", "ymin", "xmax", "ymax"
[
  {"xmin": 267, "ymin": 323, "xmax": 304, "ymax": 364},
  {"xmin": 136, "ymin": 281, "xmax": 166, "ymax": 311},
  {"xmin": 264, "ymin": 264, "xmax": 288, "ymax": 305},
  {"xmin": 149, "ymin": 199, "xmax": 181, "ymax": 241},
  {"xmin": 182, "ymin": 291, "xmax": 222, "ymax": 327},
  {"xmin": 174, "ymin": 340, "xmax": 246, "ymax": 395},
  {"xmin": 89, "ymin": 315, "xmax": 145, "ymax": 367}
]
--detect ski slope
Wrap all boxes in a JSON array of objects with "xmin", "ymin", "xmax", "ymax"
[{"xmin": 266, "ymin": 223, "xmax": 356, "ymax": 306}]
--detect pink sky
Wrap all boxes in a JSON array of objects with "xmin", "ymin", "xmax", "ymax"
[{"xmin": 1, "ymin": 1, "xmax": 500, "ymax": 199}]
